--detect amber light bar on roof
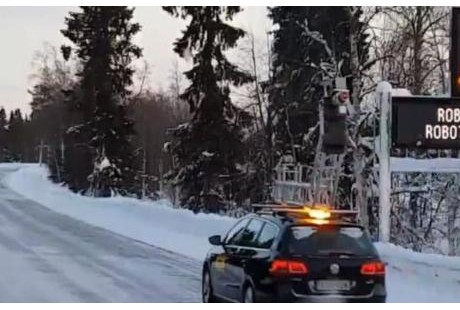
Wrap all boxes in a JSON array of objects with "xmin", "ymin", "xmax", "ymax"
[{"xmin": 252, "ymin": 203, "xmax": 358, "ymax": 221}]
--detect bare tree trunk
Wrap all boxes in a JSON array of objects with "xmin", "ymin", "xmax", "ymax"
[
  {"xmin": 447, "ymin": 202, "xmax": 457, "ymax": 256},
  {"xmin": 429, "ymin": 13, "xmax": 448, "ymax": 94},
  {"xmin": 348, "ymin": 6, "xmax": 368, "ymax": 228},
  {"xmin": 412, "ymin": 7, "xmax": 424, "ymax": 95},
  {"xmin": 248, "ymin": 32, "xmax": 274, "ymax": 200},
  {"xmin": 447, "ymin": 175, "xmax": 460, "ymax": 256},
  {"xmin": 249, "ymin": 34, "xmax": 267, "ymax": 135},
  {"xmin": 312, "ymin": 100, "xmax": 325, "ymax": 205}
]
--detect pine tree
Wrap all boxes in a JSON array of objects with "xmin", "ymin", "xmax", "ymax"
[
  {"xmin": 61, "ymin": 7, "xmax": 142, "ymax": 196},
  {"xmin": 163, "ymin": 6, "xmax": 252, "ymax": 212},
  {"xmin": 7, "ymin": 109, "xmax": 26, "ymax": 162},
  {"xmin": 268, "ymin": 7, "xmax": 316, "ymax": 163}
]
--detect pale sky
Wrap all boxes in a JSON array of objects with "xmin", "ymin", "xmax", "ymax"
[{"xmin": 0, "ymin": 6, "xmax": 271, "ymax": 114}]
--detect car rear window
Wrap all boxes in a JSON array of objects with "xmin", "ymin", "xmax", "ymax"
[{"xmin": 287, "ymin": 225, "xmax": 377, "ymax": 257}]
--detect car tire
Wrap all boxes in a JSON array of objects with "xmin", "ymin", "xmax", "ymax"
[
  {"xmin": 202, "ymin": 268, "xmax": 218, "ymax": 303},
  {"xmin": 243, "ymin": 283, "xmax": 256, "ymax": 303}
]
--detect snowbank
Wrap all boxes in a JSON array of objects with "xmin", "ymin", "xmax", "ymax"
[
  {"xmin": 2, "ymin": 164, "xmax": 235, "ymax": 261},
  {"xmin": 0, "ymin": 162, "xmax": 35, "ymax": 169},
  {"xmin": 376, "ymin": 242, "xmax": 460, "ymax": 270},
  {"xmin": 376, "ymin": 242, "xmax": 460, "ymax": 302},
  {"xmin": 391, "ymin": 157, "xmax": 460, "ymax": 173}
]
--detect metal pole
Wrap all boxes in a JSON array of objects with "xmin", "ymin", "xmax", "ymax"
[{"xmin": 377, "ymin": 82, "xmax": 392, "ymax": 242}]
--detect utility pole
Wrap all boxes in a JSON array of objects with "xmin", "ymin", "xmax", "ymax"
[{"xmin": 377, "ymin": 82, "xmax": 392, "ymax": 243}]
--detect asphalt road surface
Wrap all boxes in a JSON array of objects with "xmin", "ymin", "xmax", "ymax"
[{"xmin": 0, "ymin": 167, "xmax": 201, "ymax": 302}]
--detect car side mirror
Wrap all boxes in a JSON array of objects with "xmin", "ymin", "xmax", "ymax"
[{"xmin": 209, "ymin": 235, "xmax": 223, "ymax": 246}]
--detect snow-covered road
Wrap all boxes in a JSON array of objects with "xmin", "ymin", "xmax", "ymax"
[{"xmin": 0, "ymin": 166, "xmax": 201, "ymax": 302}]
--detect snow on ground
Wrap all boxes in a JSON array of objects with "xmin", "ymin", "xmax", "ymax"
[
  {"xmin": 392, "ymin": 88, "xmax": 412, "ymax": 97},
  {"xmin": 0, "ymin": 166, "xmax": 201, "ymax": 302},
  {"xmin": 376, "ymin": 243, "xmax": 460, "ymax": 302},
  {"xmin": 2, "ymin": 163, "xmax": 460, "ymax": 302},
  {"xmin": 1, "ymin": 163, "xmax": 234, "ymax": 262},
  {"xmin": 391, "ymin": 157, "xmax": 460, "ymax": 173}
]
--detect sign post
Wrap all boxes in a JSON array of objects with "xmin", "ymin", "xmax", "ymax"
[{"xmin": 377, "ymin": 82, "xmax": 392, "ymax": 243}]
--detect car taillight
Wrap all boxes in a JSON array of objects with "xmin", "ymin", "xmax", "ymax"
[
  {"xmin": 270, "ymin": 259, "xmax": 308, "ymax": 276},
  {"xmin": 361, "ymin": 261, "xmax": 385, "ymax": 276}
]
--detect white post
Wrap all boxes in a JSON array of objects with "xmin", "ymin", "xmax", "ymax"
[
  {"xmin": 377, "ymin": 82, "xmax": 392, "ymax": 242},
  {"xmin": 141, "ymin": 149, "xmax": 147, "ymax": 199},
  {"xmin": 38, "ymin": 139, "xmax": 44, "ymax": 166}
]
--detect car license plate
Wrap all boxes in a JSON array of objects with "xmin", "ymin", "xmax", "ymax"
[{"xmin": 316, "ymin": 280, "xmax": 351, "ymax": 291}]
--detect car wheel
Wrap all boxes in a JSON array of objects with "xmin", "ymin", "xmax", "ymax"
[
  {"xmin": 202, "ymin": 269, "xmax": 217, "ymax": 303},
  {"xmin": 243, "ymin": 284, "xmax": 255, "ymax": 303}
]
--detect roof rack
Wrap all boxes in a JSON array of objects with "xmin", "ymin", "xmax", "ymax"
[
  {"xmin": 251, "ymin": 203, "xmax": 302, "ymax": 215},
  {"xmin": 251, "ymin": 203, "xmax": 359, "ymax": 224}
]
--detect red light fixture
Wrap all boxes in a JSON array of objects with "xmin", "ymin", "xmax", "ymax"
[
  {"xmin": 360, "ymin": 261, "xmax": 386, "ymax": 276},
  {"xmin": 270, "ymin": 259, "xmax": 309, "ymax": 276}
]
